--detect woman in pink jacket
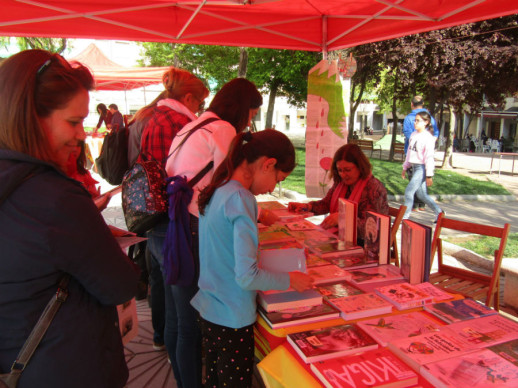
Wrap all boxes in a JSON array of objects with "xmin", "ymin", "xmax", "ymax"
[{"xmin": 401, "ymin": 111, "xmax": 443, "ymax": 221}]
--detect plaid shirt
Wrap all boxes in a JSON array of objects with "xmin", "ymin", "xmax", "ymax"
[{"xmin": 139, "ymin": 106, "xmax": 192, "ymax": 168}]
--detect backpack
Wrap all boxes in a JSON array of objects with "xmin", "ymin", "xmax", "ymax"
[{"xmin": 95, "ymin": 127, "xmax": 129, "ymax": 185}]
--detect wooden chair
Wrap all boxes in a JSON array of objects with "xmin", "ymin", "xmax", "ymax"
[
  {"xmin": 429, "ymin": 212, "xmax": 510, "ymax": 311},
  {"xmin": 391, "ymin": 143, "xmax": 405, "ymax": 161},
  {"xmin": 388, "ymin": 205, "xmax": 407, "ymax": 267}
]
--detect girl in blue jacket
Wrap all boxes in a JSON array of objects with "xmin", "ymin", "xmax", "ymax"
[{"xmin": 194, "ymin": 129, "xmax": 313, "ymax": 387}]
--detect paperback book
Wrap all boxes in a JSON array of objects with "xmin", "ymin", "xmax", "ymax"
[
  {"xmin": 420, "ymin": 347, "xmax": 518, "ymax": 388},
  {"xmin": 258, "ymin": 227, "xmax": 296, "ymax": 246},
  {"xmin": 487, "ymin": 338, "xmax": 518, "ymax": 367},
  {"xmin": 414, "ymin": 282, "xmax": 453, "ymax": 303},
  {"xmin": 363, "ymin": 211, "xmax": 391, "ymax": 265},
  {"xmin": 329, "ymin": 292, "xmax": 393, "ymax": 321},
  {"xmin": 307, "ymin": 253, "xmax": 331, "ymax": 268},
  {"xmin": 257, "ymin": 289, "xmax": 322, "ymax": 312},
  {"xmin": 316, "ymin": 281, "xmax": 364, "ymax": 302},
  {"xmin": 374, "ymin": 282, "xmax": 434, "ymax": 310},
  {"xmin": 258, "ymin": 303, "xmax": 340, "ymax": 330},
  {"xmin": 345, "ymin": 264, "xmax": 404, "ymax": 286},
  {"xmin": 424, "ymin": 298, "xmax": 497, "ymax": 324},
  {"xmin": 338, "ymin": 198, "xmax": 357, "ymax": 246},
  {"xmin": 285, "ymin": 219, "xmax": 317, "ymax": 231},
  {"xmin": 308, "ymin": 264, "xmax": 350, "ymax": 285},
  {"xmin": 400, "ymin": 220, "xmax": 432, "ymax": 284},
  {"xmin": 307, "ymin": 240, "xmax": 364, "ymax": 259},
  {"xmin": 310, "ymin": 347, "xmax": 418, "ymax": 388},
  {"xmin": 388, "ymin": 315, "xmax": 518, "ymax": 372},
  {"xmin": 327, "ymin": 252, "xmax": 377, "ymax": 271},
  {"xmin": 357, "ymin": 311, "xmax": 444, "ymax": 347},
  {"xmin": 287, "ymin": 323, "xmax": 378, "ymax": 363}
]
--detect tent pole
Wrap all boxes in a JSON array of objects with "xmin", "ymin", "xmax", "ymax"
[
  {"xmin": 322, "ymin": 15, "xmax": 328, "ymax": 60},
  {"xmin": 143, "ymin": 85, "xmax": 147, "ymax": 105},
  {"xmin": 124, "ymin": 90, "xmax": 128, "ymax": 114}
]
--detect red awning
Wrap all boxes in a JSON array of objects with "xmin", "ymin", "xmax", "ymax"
[
  {"xmin": 1, "ymin": 1, "xmax": 517, "ymax": 53},
  {"xmin": 70, "ymin": 43, "xmax": 168, "ymax": 90}
]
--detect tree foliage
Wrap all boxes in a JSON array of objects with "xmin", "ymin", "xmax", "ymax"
[{"xmin": 0, "ymin": 37, "xmax": 68, "ymax": 54}]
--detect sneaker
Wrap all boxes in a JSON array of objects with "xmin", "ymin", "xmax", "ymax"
[{"xmin": 153, "ymin": 342, "xmax": 166, "ymax": 351}]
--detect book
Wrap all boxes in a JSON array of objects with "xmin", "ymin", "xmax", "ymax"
[
  {"xmin": 414, "ymin": 282, "xmax": 453, "ymax": 303},
  {"xmin": 357, "ymin": 311, "xmax": 444, "ymax": 347},
  {"xmin": 330, "ymin": 292, "xmax": 393, "ymax": 321},
  {"xmin": 287, "ymin": 323, "xmax": 378, "ymax": 363},
  {"xmin": 307, "ymin": 240, "xmax": 364, "ymax": 259},
  {"xmin": 424, "ymin": 298, "xmax": 497, "ymax": 324},
  {"xmin": 308, "ymin": 264, "xmax": 350, "ymax": 285},
  {"xmin": 374, "ymin": 282, "xmax": 434, "ymax": 310},
  {"xmin": 316, "ymin": 281, "xmax": 364, "ymax": 301},
  {"xmin": 257, "ymin": 289, "xmax": 322, "ymax": 312},
  {"xmin": 258, "ymin": 303, "xmax": 340, "ymax": 330},
  {"xmin": 388, "ymin": 315, "xmax": 518, "ymax": 372},
  {"xmin": 364, "ymin": 211, "xmax": 391, "ymax": 265},
  {"xmin": 445, "ymin": 314, "xmax": 518, "ymax": 348},
  {"xmin": 258, "ymin": 240, "xmax": 306, "ymax": 273},
  {"xmin": 338, "ymin": 198, "xmax": 357, "ymax": 245},
  {"xmin": 400, "ymin": 220, "xmax": 432, "ymax": 284},
  {"xmin": 285, "ymin": 219, "xmax": 317, "ymax": 231},
  {"xmin": 310, "ymin": 347, "xmax": 418, "ymax": 388},
  {"xmin": 258, "ymin": 200, "xmax": 287, "ymax": 210},
  {"xmin": 307, "ymin": 253, "xmax": 331, "ymax": 267},
  {"xmin": 258, "ymin": 227, "xmax": 296, "ymax": 246},
  {"xmin": 420, "ymin": 347, "xmax": 518, "ymax": 388},
  {"xmin": 345, "ymin": 265, "xmax": 404, "ymax": 286},
  {"xmin": 269, "ymin": 208, "xmax": 314, "ymax": 222},
  {"xmin": 487, "ymin": 338, "xmax": 518, "ymax": 367},
  {"xmin": 327, "ymin": 252, "xmax": 377, "ymax": 270}
]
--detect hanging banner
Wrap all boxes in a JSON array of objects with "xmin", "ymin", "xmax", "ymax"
[{"xmin": 305, "ymin": 59, "xmax": 350, "ymax": 198}]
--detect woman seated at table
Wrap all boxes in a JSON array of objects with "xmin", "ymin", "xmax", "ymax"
[{"xmin": 289, "ymin": 143, "xmax": 388, "ymax": 245}]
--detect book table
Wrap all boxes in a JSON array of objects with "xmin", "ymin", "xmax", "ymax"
[{"xmin": 255, "ymin": 295, "xmax": 465, "ymax": 387}]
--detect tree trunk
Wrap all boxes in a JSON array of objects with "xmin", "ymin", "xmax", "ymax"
[
  {"xmin": 441, "ymin": 105, "xmax": 455, "ymax": 169},
  {"xmin": 265, "ymin": 84, "xmax": 278, "ymax": 129},
  {"xmin": 389, "ymin": 74, "xmax": 399, "ymax": 161},
  {"xmin": 238, "ymin": 47, "xmax": 248, "ymax": 78},
  {"xmin": 348, "ymin": 76, "xmax": 366, "ymax": 140}
]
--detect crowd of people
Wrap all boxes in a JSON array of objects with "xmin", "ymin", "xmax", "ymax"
[{"xmin": 0, "ymin": 49, "xmax": 451, "ymax": 388}]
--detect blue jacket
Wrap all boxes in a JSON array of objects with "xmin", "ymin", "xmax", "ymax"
[
  {"xmin": 0, "ymin": 149, "xmax": 139, "ymax": 388},
  {"xmin": 403, "ymin": 108, "xmax": 439, "ymax": 154}
]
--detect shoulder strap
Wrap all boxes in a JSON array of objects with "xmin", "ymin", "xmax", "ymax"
[
  {"xmin": 168, "ymin": 117, "xmax": 219, "ymax": 159},
  {"xmin": 188, "ymin": 161, "xmax": 214, "ymax": 188}
]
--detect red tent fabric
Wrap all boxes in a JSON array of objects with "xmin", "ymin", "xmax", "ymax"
[
  {"xmin": 1, "ymin": 1, "xmax": 517, "ymax": 53},
  {"xmin": 70, "ymin": 43, "xmax": 167, "ymax": 90}
]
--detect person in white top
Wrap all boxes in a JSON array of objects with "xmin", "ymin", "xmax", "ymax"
[
  {"xmin": 401, "ymin": 111, "xmax": 443, "ymax": 221},
  {"xmin": 164, "ymin": 77, "xmax": 262, "ymax": 387}
]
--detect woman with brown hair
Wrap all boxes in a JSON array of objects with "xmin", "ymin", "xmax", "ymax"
[
  {"xmin": 139, "ymin": 66, "xmax": 209, "ymax": 388},
  {"xmin": 289, "ymin": 143, "xmax": 388, "ymax": 244},
  {"xmin": 0, "ymin": 50, "xmax": 139, "ymax": 388},
  {"xmin": 163, "ymin": 77, "xmax": 262, "ymax": 388}
]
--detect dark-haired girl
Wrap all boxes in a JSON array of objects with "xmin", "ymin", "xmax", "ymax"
[
  {"xmin": 401, "ymin": 111, "xmax": 443, "ymax": 221},
  {"xmin": 193, "ymin": 130, "xmax": 313, "ymax": 388}
]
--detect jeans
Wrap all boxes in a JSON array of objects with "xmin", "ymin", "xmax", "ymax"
[
  {"xmin": 146, "ymin": 218, "xmax": 202, "ymax": 388},
  {"xmin": 403, "ymin": 164, "xmax": 442, "ymax": 220},
  {"xmin": 147, "ymin": 245, "xmax": 165, "ymax": 345}
]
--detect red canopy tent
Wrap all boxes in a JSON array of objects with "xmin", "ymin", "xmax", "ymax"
[
  {"xmin": 1, "ymin": 1, "xmax": 517, "ymax": 54},
  {"xmin": 70, "ymin": 43, "xmax": 168, "ymax": 91}
]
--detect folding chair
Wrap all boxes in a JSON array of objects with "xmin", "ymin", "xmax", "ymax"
[
  {"xmin": 429, "ymin": 213, "xmax": 510, "ymax": 311},
  {"xmin": 388, "ymin": 205, "xmax": 407, "ymax": 267}
]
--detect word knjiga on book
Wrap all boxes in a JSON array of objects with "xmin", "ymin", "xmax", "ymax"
[
  {"xmin": 338, "ymin": 198, "xmax": 357, "ymax": 246},
  {"xmin": 310, "ymin": 348, "xmax": 418, "ymax": 388}
]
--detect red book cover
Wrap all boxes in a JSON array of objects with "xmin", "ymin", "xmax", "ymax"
[
  {"xmin": 330, "ymin": 293, "xmax": 393, "ymax": 321},
  {"xmin": 308, "ymin": 264, "xmax": 350, "ymax": 285},
  {"xmin": 317, "ymin": 280, "xmax": 364, "ymax": 301},
  {"xmin": 287, "ymin": 324, "xmax": 378, "ymax": 363},
  {"xmin": 374, "ymin": 282, "xmax": 434, "ymax": 310},
  {"xmin": 310, "ymin": 347, "xmax": 418, "ymax": 388},
  {"xmin": 258, "ymin": 303, "xmax": 340, "ymax": 329}
]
